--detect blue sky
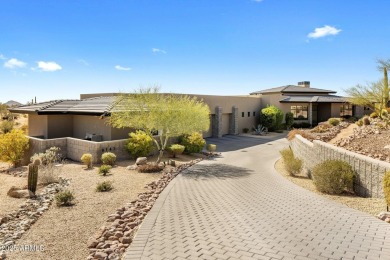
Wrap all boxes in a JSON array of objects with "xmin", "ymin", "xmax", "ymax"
[{"xmin": 1, "ymin": 0, "xmax": 389, "ymax": 103}]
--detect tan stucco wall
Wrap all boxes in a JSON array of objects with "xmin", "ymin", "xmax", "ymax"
[
  {"xmin": 73, "ymin": 115, "xmax": 111, "ymax": 141},
  {"xmin": 28, "ymin": 114, "xmax": 48, "ymax": 138},
  {"xmin": 47, "ymin": 115, "xmax": 73, "ymax": 139},
  {"xmin": 111, "ymin": 126, "xmax": 133, "ymax": 140}
]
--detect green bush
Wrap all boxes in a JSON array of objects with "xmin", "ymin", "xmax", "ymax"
[
  {"xmin": 98, "ymin": 165, "xmax": 112, "ymax": 176},
  {"xmin": 285, "ymin": 112, "xmax": 294, "ymax": 129},
  {"xmin": 125, "ymin": 130, "xmax": 154, "ymax": 158},
  {"xmin": 138, "ymin": 164, "xmax": 163, "ymax": 173},
  {"xmin": 180, "ymin": 132, "xmax": 206, "ymax": 154},
  {"xmin": 80, "ymin": 153, "xmax": 93, "ymax": 169},
  {"xmin": 96, "ymin": 181, "xmax": 113, "ymax": 192},
  {"xmin": 370, "ymin": 112, "xmax": 378, "ymax": 118},
  {"xmin": 384, "ymin": 171, "xmax": 390, "ymax": 206},
  {"xmin": 356, "ymin": 119, "xmax": 363, "ymax": 126},
  {"xmin": 280, "ymin": 148, "xmax": 302, "ymax": 176},
  {"xmin": 101, "ymin": 152, "xmax": 116, "ymax": 166},
  {"xmin": 312, "ymin": 160, "xmax": 354, "ymax": 195},
  {"xmin": 328, "ymin": 118, "xmax": 340, "ymax": 126},
  {"xmin": 260, "ymin": 105, "xmax": 284, "ymax": 131},
  {"xmin": 168, "ymin": 144, "xmax": 185, "ymax": 158},
  {"xmin": 31, "ymin": 147, "xmax": 61, "ymax": 165},
  {"xmin": 0, "ymin": 120, "xmax": 14, "ymax": 134},
  {"xmin": 0, "ymin": 129, "xmax": 29, "ymax": 167},
  {"xmin": 55, "ymin": 190, "xmax": 75, "ymax": 207}
]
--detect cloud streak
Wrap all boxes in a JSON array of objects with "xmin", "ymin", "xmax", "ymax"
[
  {"xmin": 4, "ymin": 58, "xmax": 27, "ymax": 69},
  {"xmin": 308, "ymin": 25, "xmax": 341, "ymax": 39},
  {"xmin": 152, "ymin": 48, "xmax": 167, "ymax": 54},
  {"xmin": 37, "ymin": 61, "xmax": 62, "ymax": 71},
  {"xmin": 115, "ymin": 65, "xmax": 131, "ymax": 71},
  {"xmin": 0, "ymin": 54, "xmax": 6, "ymax": 60}
]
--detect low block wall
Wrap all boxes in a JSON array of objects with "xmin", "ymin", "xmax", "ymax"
[
  {"xmin": 291, "ymin": 135, "xmax": 389, "ymax": 198},
  {"xmin": 26, "ymin": 136, "xmax": 179, "ymax": 164}
]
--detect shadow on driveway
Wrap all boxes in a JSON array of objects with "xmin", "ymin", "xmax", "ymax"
[
  {"xmin": 182, "ymin": 163, "xmax": 253, "ymax": 180},
  {"xmin": 205, "ymin": 134, "xmax": 286, "ymax": 153}
]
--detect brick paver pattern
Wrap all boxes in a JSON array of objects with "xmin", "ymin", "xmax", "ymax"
[{"xmin": 124, "ymin": 136, "xmax": 390, "ymax": 260}]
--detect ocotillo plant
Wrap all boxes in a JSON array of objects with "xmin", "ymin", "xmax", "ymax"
[
  {"xmin": 384, "ymin": 67, "xmax": 389, "ymax": 108},
  {"xmin": 28, "ymin": 159, "xmax": 40, "ymax": 198}
]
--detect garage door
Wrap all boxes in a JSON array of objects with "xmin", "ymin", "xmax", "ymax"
[{"xmin": 222, "ymin": 114, "xmax": 230, "ymax": 135}]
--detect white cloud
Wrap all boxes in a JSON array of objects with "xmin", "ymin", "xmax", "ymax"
[
  {"xmin": 308, "ymin": 25, "xmax": 341, "ymax": 39},
  {"xmin": 252, "ymin": 0, "xmax": 264, "ymax": 2},
  {"xmin": 0, "ymin": 54, "xmax": 6, "ymax": 60},
  {"xmin": 115, "ymin": 65, "xmax": 131, "ymax": 71},
  {"xmin": 152, "ymin": 48, "xmax": 167, "ymax": 54},
  {"xmin": 4, "ymin": 58, "xmax": 27, "ymax": 69},
  {"xmin": 37, "ymin": 61, "xmax": 62, "ymax": 72}
]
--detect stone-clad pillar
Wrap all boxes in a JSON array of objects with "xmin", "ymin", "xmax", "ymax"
[
  {"xmin": 229, "ymin": 106, "xmax": 239, "ymax": 135},
  {"xmin": 309, "ymin": 103, "xmax": 313, "ymax": 126},
  {"xmin": 212, "ymin": 106, "xmax": 223, "ymax": 138}
]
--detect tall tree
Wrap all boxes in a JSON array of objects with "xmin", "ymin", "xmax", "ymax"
[{"xmin": 109, "ymin": 88, "xmax": 210, "ymax": 163}]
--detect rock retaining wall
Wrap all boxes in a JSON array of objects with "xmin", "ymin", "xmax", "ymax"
[{"xmin": 291, "ymin": 135, "xmax": 389, "ymax": 198}]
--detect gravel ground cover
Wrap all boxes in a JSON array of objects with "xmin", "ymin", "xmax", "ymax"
[{"xmin": 3, "ymin": 154, "xmax": 199, "ymax": 260}]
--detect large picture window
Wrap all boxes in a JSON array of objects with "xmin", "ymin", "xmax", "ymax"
[
  {"xmin": 340, "ymin": 104, "xmax": 353, "ymax": 117},
  {"xmin": 291, "ymin": 105, "xmax": 308, "ymax": 119}
]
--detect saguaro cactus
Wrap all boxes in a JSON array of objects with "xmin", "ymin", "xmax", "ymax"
[{"xmin": 28, "ymin": 159, "xmax": 40, "ymax": 197}]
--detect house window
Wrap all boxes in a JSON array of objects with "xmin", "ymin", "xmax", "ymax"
[
  {"xmin": 253, "ymin": 112, "xmax": 256, "ymax": 117},
  {"xmin": 340, "ymin": 104, "xmax": 353, "ymax": 117},
  {"xmin": 291, "ymin": 105, "xmax": 308, "ymax": 119},
  {"xmin": 242, "ymin": 112, "xmax": 245, "ymax": 117},
  {"xmin": 248, "ymin": 112, "xmax": 250, "ymax": 117}
]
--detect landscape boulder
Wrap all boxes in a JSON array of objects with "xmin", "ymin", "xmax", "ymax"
[{"xmin": 135, "ymin": 157, "xmax": 147, "ymax": 165}]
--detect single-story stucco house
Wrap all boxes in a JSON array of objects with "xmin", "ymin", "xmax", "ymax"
[
  {"xmin": 250, "ymin": 81, "xmax": 365, "ymax": 125},
  {"xmin": 9, "ymin": 81, "xmax": 363, "ymax": 162}
]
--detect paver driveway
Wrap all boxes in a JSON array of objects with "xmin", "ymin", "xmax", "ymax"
[{"xmin": 124, "ymin": 135, "xmax": 390, "ymax": 260}]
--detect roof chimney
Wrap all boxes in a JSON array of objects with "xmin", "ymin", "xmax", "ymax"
[{"xmin": 298, "ymin": 81, "xmax": 310, "ymax": 88}]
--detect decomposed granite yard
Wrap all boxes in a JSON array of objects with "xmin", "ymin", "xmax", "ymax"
[{"xmin": 1, "ymin": 154, "xmax": 201, "ymax": 260}]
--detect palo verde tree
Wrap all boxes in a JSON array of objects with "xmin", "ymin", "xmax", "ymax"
[
  {"xmin": 0, "ymin": 129, "xmax": 29, "ymax": 167},
  {"xmin": 345, "ymin": 59, "xmax": 390, "ymax": 118},
  {"xmin": 109, "ymin": 87, "xmax": 210, "ymax": 163}
]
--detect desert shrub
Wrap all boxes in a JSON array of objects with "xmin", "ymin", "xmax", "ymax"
[
  {"xmin": 310, "ymin": 124, "xmax": 332, "ymax": 133},
  {"xmin": 291, "ymin": 122, "xmax": 311, "ymax": 128},
  {"xmin": 98, "ymin": 165, "xmax": 112, "ymax": 176},
  {"xmin": 101, "ymin": 152, "xmax": 116, "ymax": 166},
  {"xmin": 312, "ymin": 160, "xmax": 354, "ymax": 195},
  {"xmin": 0, "ymin": 129, "xmax": 29, "ymax": 167},
  {"xmin": 168, "ymin": 144, "xmax": 185, "ymax": 158},
  {"xmin": 279, "ymin": 148, "xmax": 302, "ymax": 176},
  {"xmin": 260, "ymin": 105, "xmax": 284, "ymax": 131},
  {"xmin": 125, "ymin": 130, "xmax": 154, "ymax": 158},
  {"xmin": 370, "ymin": 112, "xmax": 378, "ymax": 118},
  {"xmin": 96, "ymin": 181, "xmax": 113, "ymax": 192},
  {"xmin": 0, "ymin": 120, "xmax": 14, "ymax": 134},
  {"xmin": 363, "ymin": 116, "xmax": 370, "ymax": 125},
  {"xmin": 287, "ymin": 129, "xmax": 311, "ymax": 141},
  {"xmin": 81, "ymin": 153, "xmax": 93, "ymax": 169},
  {"xmin": 384, "ymin": 172, "xmax": 390, "ymax": 207},
  {"xmin": 138, "ymin": 164, "xmax": 163, "ymax": 173},
  {"xmin": 356, "ymin": 119, "xmax": 363, "ymax": 127},
  {"xmin": 55, "ymin": 190, "xmax": 75, "ymax": 207},
  {"xmin": 31, "ymin": 147, "xmax": 61, "ymax": 165},
  {"xmin": 328, "ymin": 118, "xmax": 340, "ymax": 126},
  {"xmin": 285, "ymin": 112, "xmax": 294, "ymax": 130},
  {"xmin": 243, "ymin": 128, "xmax": 249, "ymax": 133},
  {"xmin": 206, "ymin": 144, "xmax": 217, "ymax": 153},
  {"xmin": 180, "ymin": 132, "xmax": 206, "ymax": 154}
]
